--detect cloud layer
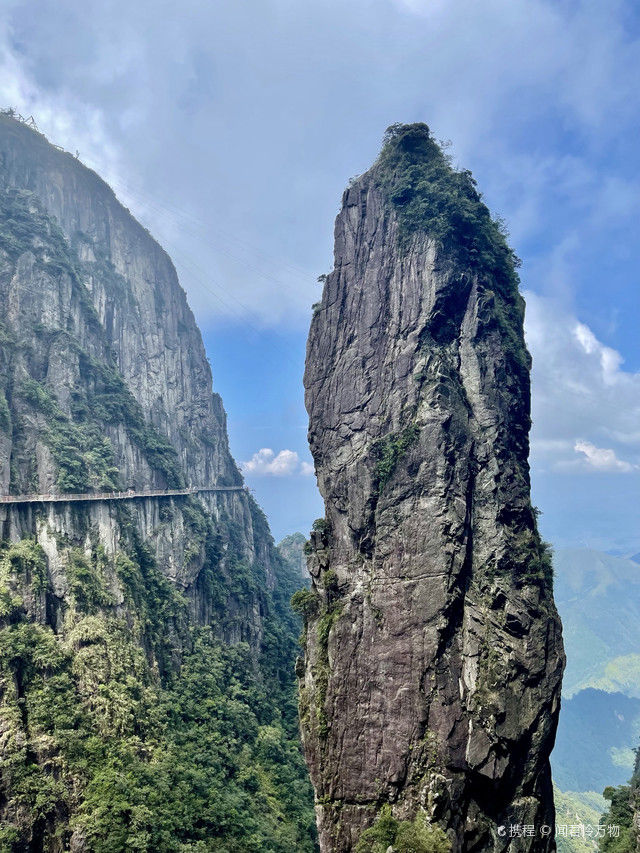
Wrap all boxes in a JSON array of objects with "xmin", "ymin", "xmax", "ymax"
[{"xmin": 1, "ymin": 0, "xmax": 639, "ymax": 333}]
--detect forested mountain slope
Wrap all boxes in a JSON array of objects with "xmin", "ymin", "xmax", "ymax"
[{"xmin": 0, "ymin": 112, "xmax": 315, "ymax": 852}]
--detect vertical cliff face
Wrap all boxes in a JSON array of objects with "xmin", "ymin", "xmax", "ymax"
[
  {"xmin": 0, "ymin": 113, "xmax": 315, "ymax": 851},
  {"xmin": 300, "ymin": 125, "xmax": 564, "ymax": 851},
  {"xmin": 0, "ymin": 112, "xmax": 264, "ymax": 628}
]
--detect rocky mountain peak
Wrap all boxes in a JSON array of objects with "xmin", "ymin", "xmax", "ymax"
[{"xmin": 299, "ymin": 124, "xmax": 565, "ymax": 852}]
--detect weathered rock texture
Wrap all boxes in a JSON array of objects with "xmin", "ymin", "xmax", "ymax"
[
  {"xmin": 0, "ymin": 112, "xmax": 269, "ymax": 630},
  {"xmin": 300, "ymin": 125, "xmax": 564, "ymax": 852}
]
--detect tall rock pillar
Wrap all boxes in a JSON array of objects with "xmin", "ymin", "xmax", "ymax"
[{"xmin": 300, "ymin": 124, "xmax": 564, "ymax": 852}]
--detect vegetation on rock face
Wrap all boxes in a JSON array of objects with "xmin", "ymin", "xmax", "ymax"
[
  {"xmin": 354, "ymin": 805, "xmax": 451, "ymax": 853},
  {"xmin": 18, "ymin": 377, "xmax": 120, "ymax": 492},
  {"xmin": 0, "ymin": 184, "xmax": 182, "ymax": 492},
  {"xmin": 595, "ymin": 746, "xmax": 640, "ymax": 853},
  {"xmin": 291, "ymin": 588, "xmax": 319, "ymax": 621},
  {"xmin": 500, "ymin": 523, "xmax": 554, "ymax": 590},
  {"xmin": 599, "ymin": 783, "xmax": 637, "ymax": 852},
  {"xmin": 553, "ymin": 787, "xmax": 607, "ymax": 853},
  {"xmin": 374, "ymin": 123, "xmax": 529, "ymax": 375},
  {"xmin": 372, "ymin": 423, "xmax": 419, "ymax": 494},
  {"xmin": 0, "ymin": 117, "xmax": 316, "ymax": 852},
  {"xmin": 375, "ymin": 124, "xmax": 520, "ymax": 298}
]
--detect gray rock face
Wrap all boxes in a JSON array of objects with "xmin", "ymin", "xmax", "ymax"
[
  {"xmin": 0, "ymin": 113, "xmax": 276, "ymax": 643},
  {"xmin": 300, "ymin": 128, "xmax": 564, "ymax": 851},
  {"xmin": 278, "ymin": 532, "xmax": 311, "ymax": 583},
  {"xmin": 0, "ymin": 113, "xmax": 234, "ymax": 493}
]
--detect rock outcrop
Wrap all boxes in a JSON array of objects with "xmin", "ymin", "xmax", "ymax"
[
  {"xmin": 300, "ymin": 124, "xmax": 564, "ymax": 851},
  {"xmin": 279, "ymin": 533, "xmax": 311, "ymax": 583}
]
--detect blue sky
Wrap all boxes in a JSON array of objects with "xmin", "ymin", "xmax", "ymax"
[{"xmin": 1, "ymin": 0, "xmax": 639, "ymax": 548}]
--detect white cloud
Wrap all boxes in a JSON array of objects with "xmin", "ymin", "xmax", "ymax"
[
  {"xmin": 0, "ymin": 0, "xmax": 638, "ymax": 329},
  {"xmin": 526, "ymin": 292, "xmax": 640, "ymax": 475},
  {"xmin": 0, "ymin": 21, "xmax": 123, "ymax": 194},
  {"xmin": 572, "ymin": 440, "xmax": 634, "ymax": 473},
  {"xmin": 240, "ymin": 448, "xmax": 314, "ymax": 477}
]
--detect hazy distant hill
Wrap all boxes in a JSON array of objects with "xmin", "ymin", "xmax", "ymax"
[
  {"xmin": 554, "ymin": 549, "xmax": 640, "ymax": 698},
  {"xmin": 552, "ymin": 689, "xmax": 640, "ymax": 791},
  {"xmin": 277, "ymin": 532, "xmax": 310, "ymax": 584},
  {"xmin": 552, "ymin": 548, "xmax": 640, "ymax": 821},
  {"xmin": 554, "ymin": 787, "xmax": 606, "ymax": 853}
]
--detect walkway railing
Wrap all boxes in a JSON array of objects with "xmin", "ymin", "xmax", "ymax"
[{"xmin": 0, "ymin": 486, "xmax": 246, "ymax": 505}]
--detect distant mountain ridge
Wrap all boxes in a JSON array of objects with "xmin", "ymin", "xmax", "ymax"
[
  {"xmin": 554, "ymin": 548, "xmax": 640, "ymax": 698},
  {"xmin": 552, "ymin": 689, "xmax": 640, "ymax": 791},
  {"xmin": 552, "ymin": 547, "xmax": 640, "ymax": 820}
]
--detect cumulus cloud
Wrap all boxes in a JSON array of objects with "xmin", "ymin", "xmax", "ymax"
[
  {"xmin": 526, "ymin": 292, "xmax": 640, "ymax": 475},
  {"xmin": 572, "ymin": 440, "xmax": 635, "ymax": 473},
  {"xmin": 241, "ymin": 448, "xmax": 314, "ymax": 477}
]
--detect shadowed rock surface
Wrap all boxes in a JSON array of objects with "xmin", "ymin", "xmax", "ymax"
[{"xmin": 299, "ymin": 125, "xmax": 564, "ymax": 852}]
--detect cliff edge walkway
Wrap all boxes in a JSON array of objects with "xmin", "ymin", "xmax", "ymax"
[{"xmin": 0, "ymin": 486, "xmax": 246, "ymax": 505}]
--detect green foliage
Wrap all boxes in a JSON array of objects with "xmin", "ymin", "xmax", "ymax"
[
  {"xmin": 373, "ymin": 424, "xmax": 419, "ymax": 493},
  {"xmin": 1, "ymin": 538, "xmax": 47, "ymax": 593},
  {"xmin": 67, "ymin": 548, "xmax": 110, "ymax": 613},
  {"xmin": 0, "ymin": 184, "xmax": 181, "ymax": 491},
  {"xmin": 316, "ymin": 603, "xmax": 343, "ymax": 654},
  {"xmin": 0, "ymin": 538, "xmax": 46, "ymax": 614},
  {"xmin": 0, "ymin": 532, "xmax": 316, "ymax": 851},
  {"xmin": 600, "ymin": 784, "xmax": 636, "ymax": 852},
  {"xmin": 75, "ymin": 355, "xmax": 182, "ymax": 488},
  {"xmin": 554, "ymin": 786, "xmax": 607, "ymax": 853},
  {"xmin": 355, "ymin": 805, "xmax": 398, "ymax": 852},
  {"xmin": 355, "ymin": 805, "xmax": 451, "ymax": 853},
  {"xmin": 376, "ymin": 124, "xmax": 520, "ymax": 297},
  {"xmin": 0, "ymin": 186, "xmax": 102, "ymax": 329},
  {"xmin": 0, "ymin": 187, "xmax": 66, "ymax": 264},
  {"xmin": 18, "ymin": 357, "xmax": 181, "ymax": 491},
  {"xmin": 291, "ymin": 588, "xmax": 319, "ymax": 621},
  {"xmin": 509, "ymin": 527, "xmax": 554, "ymax": 589},
  {"xmin": 1, "ymin": 537, "xmax": 46, "ymax": 579},
  {"xmin": 312, "ymin": 600, "xmax": 344, "ymax": 741},
  {"xmin": 72, "ymin": 631, "xmax": 316, "ymax": 852},
  {"xmin": 0, "ymin": 388, "xmax": 11, "ymax": 434},
  {"xmin": 18, "ymin": 377, "xmax": 120, "ymax": 492},
  {"xmin": 322, "ymin": 569, "xmax": 339, "ymax": 594}
]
